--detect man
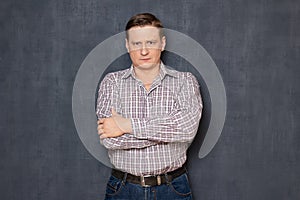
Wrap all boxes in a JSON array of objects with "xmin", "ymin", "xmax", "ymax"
[{"xmin": 96, "ymin": 13, "xmax": 202, "ymax": 200}]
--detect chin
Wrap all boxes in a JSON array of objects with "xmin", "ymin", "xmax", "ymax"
[{"xmin": 136, "ymin": 61, "xmax": 160, "ymax": 69}]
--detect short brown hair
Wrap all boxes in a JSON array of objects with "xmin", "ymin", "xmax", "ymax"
[{"xmin": 125, "ymin": 13, "xmax": 164, "ymax": 38}]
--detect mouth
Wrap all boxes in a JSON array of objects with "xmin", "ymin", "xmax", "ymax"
[{"xmin": 140, "ymin": 58, "xmax": 151, "ymax": 61}]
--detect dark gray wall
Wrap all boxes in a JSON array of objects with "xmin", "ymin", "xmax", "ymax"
[{"xmin": 1, "ymin": 0, "xmax": 299, "ymax": 199}]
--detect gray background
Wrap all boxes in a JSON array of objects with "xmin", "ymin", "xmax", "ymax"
[{"xmin": 1, "ymin": 0, "xmax": 299, "ymax": 199}]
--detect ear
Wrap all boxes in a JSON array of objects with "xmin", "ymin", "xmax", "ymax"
[
  {"xmin": 125, "ymin": 38, "xmax": 130, "ymax": 53},
  {"xmin": 161, "ymin": 36, "xmax": 166, "ymax": 51}
]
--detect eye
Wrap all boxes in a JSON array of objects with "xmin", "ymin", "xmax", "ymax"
[
  {"xmin": 147, "ymin": 41, "xmax": 156, "ymax": 45},
  {"xmin": 132, "ymin": 42, "xmax": 141, "ymax": 46}
]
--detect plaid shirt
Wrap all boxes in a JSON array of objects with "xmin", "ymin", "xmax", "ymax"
[{"xmin": 96, "ymin": 63, "xmax": 203, "ymax": 176}]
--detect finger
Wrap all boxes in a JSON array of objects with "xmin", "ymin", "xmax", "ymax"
[
  {"xmin": 97, "ymin": 126, "xmax": 105, "ymax": 135},
  {"xmin": 97, "ymin": 124, "xmax": 103, "ymax": 130},
  {"xmin": 100, "ymin": 133, "xmax": 108, "ymax": 139},
  {"xmin": 98, "ymin": 119, "xmax": 105, "ymax": 124}
]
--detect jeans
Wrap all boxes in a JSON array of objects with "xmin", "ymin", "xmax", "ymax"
[{"xmin": 104, "ymin": 173, "xmax": 193, "ymax": 200}]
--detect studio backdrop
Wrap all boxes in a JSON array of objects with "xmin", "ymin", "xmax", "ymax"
[{"xmin": 1, "ymin": 0, "xmax": 299, "ymax": 200}]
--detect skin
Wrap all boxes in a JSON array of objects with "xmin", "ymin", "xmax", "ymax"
[
  {"xmin": 125, "ymin": 25, "xmax": 166, "ymax": 87},
  {"xmin": 97, "ymin": 109, "xmax": 132, "ymax": 139},
  {"xmin": 98, "ymin": 25, "xmax": 166, "ymax": 139}
]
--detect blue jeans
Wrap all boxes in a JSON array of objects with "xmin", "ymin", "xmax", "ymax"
[{"xmin": 104, "ymin": 173, "xmax": 193, "ymax": 200}]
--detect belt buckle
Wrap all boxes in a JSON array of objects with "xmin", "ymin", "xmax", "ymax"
[
  {"xmin": 140, "ymin": 175, "xmax": 162, "ymax": 187},
  {"xmin": 140, "ymin": 175, "xmax": 151, "ymax": 187}
]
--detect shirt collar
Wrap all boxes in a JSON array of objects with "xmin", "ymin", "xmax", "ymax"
[{"xmin": 121, "ymin": 62, "xmax": 178, "ymax": 80}]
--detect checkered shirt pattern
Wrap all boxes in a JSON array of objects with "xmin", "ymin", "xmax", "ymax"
[{"xmin": 96, "ymin": 63, "xmax": 203, "ymax": 176}]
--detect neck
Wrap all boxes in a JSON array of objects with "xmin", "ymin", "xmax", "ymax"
[{"xmin": 133, "ymin": 63, "xmax": 160, "ymax": 84}]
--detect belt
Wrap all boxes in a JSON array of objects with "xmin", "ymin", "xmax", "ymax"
[{"xmin": 111, "ymin": 166, "xmax": 187, "ymax": 187}]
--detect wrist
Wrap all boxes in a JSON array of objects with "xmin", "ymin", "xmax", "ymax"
[
  {"xmin": 114, "ymin": 117, "xmax": 132, "ymax": 134},
  {"xmin": 124, "ymin": 118, "xmax": 132, "ymax": 133}
]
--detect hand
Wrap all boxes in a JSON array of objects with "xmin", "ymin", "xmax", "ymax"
[
  {"xmin": 97, "ymin": 109, "xmax": 132, "ymax": 139},
  {"xmin": 97, "ymin": 117, "xmax": 124, "ymax": 139},
  {"xmin": 111, "ymin": 109, "xmax": 132, "ymax": 134}
]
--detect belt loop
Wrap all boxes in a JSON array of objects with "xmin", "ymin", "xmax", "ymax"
[
  {"xmin": 164, "ymin": 173, "xmax": 170, "ymax": 184},
  {"xmin": 156, "ymin": 175, "xmax": 161, "ymax": 186},
  {"xmin": 122, "ymin": 172, "xmax": 128, "ymax": 184},
  {"xmin": 184, "ymin": 165, "xmax": 188, "ymax": 175}
]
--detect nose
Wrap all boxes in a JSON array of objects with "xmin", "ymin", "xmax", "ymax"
[{"xmin": 140, "ymin": 44, "xmax": 149, "ymax": 55}]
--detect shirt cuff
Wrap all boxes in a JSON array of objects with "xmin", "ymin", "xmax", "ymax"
[{"xmin": 131, "ymin": 118, "xmax": 148, "ymax": 139}]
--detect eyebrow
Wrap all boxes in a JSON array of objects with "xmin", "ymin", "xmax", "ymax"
[
  {"xmin": 147, "ymin": 40, "xmax": 158, "ymax": 42},
  {"xmin": 130, "ymin": 39, "xmax": 158, "ymax": 43}
]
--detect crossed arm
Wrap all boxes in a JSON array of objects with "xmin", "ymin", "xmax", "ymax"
[{"xmin": 96, "ymin": 73, "xmax": 202, "ymax": 150}]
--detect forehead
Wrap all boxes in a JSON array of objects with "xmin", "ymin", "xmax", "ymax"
[{"xmin": 127, "ymin": 26, "xmax": 161, "ymax": 41}]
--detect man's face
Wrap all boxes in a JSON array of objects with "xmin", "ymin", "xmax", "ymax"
[{"xmin": 126, "ymin": 26, "xmax": 166, "ymax": 70}]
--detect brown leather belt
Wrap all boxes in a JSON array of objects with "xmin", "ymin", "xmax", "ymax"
[{"xmin": 111, "ymin": 166, "xmax": 187, "ymax": 187}]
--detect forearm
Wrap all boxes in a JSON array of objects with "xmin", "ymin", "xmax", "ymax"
[
  {"xmin": 100, "ymin": 134, "xmax": 158, "ymax": 150},
  {"xmin": 97, "ymin": 111, "xmax": 158, "ymax": 150},
  {"xmin": 131, "ymin": 105, "xmax": 202, "ymax": 143},
  {"xmin": 131, "ymin": 73, "xmax": 203, "ymax": 143}
]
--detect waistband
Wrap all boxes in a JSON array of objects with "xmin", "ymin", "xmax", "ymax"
[{"xmin": 111, "ymin": 166, "xmax": 187, "ymax": 187}]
